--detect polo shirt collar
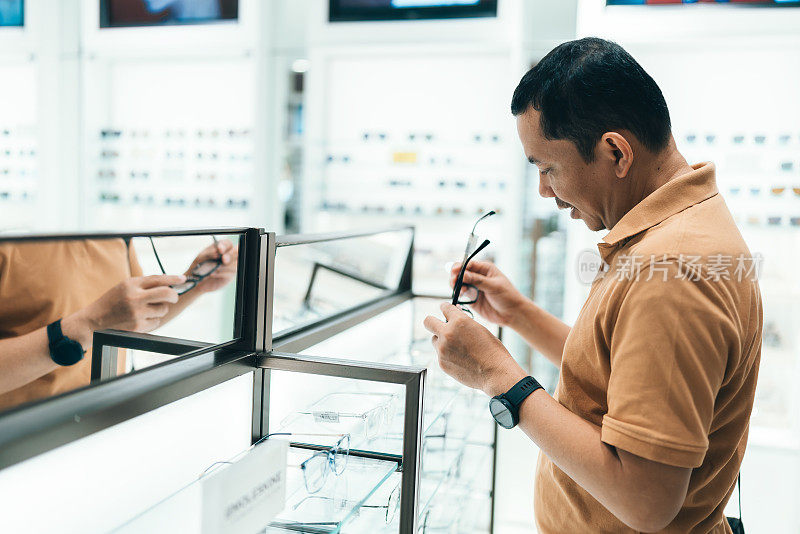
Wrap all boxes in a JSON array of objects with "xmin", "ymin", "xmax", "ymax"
[{"xmin": 597, "ymin": 162, "xmax": 719, "ymax": 261}]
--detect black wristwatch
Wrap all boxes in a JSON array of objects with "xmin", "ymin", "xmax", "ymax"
[
  {"xmin": 489, "ymin": 376, "xmax": 543, "ymax": 429},
  {"xmin": 47, "ymin": 319, "xmax": 86, "ymax": 366}
]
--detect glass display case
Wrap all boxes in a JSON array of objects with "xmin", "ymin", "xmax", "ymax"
[{"xmin": 0, "ymin": 226, "xmax": 497, "ymax": 533}]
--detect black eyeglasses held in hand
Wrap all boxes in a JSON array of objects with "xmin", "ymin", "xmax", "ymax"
[
  {"xmin": 451, "ymin": 211, "xmax": 495, "ymax": 316},
  {"xmin": 149, "ymin": 235, "xmax": 222, "ymax": 295}
]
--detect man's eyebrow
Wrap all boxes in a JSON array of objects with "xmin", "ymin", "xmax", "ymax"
[{"xmin": 527, "ymin": 156, "xmax": 543, "ymax": 165}]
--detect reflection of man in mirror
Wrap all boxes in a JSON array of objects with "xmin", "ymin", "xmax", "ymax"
[{"xmin": 0, "ymin": 237, "xmax": 237, "ymax": 410}]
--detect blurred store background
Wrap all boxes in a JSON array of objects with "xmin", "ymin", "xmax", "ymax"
[{"xmin": 0, "ymin": 0, "xmax": 799, "ymax": 531}]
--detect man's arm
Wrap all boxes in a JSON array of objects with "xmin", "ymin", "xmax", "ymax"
[
  {"xmin": 0, "ymin": 275, "xmax": 183, "ymax": 395},
  {"xmin": 508, "ymin": 299, "xmax": 571, "ymax": 368},
  {"xmin": 490, "ymin": 369, "xmax": 691, "ymax": 533},
  {"xmin": 424, "ymin": 303, "xmax": 692, "ymax": 533}
]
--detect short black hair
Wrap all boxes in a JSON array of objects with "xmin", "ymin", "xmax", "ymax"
[{"xmin": 511, "ymin": 37, "xmax": 671, "ymax": 162}]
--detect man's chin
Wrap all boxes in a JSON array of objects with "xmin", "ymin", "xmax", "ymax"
[{"xmin": 584, "ymin": 219, "xmax": 605, "ymax": 232}]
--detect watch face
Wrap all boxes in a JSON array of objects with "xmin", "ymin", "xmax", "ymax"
[{"xmin": 489, "ymin": 398, "xmax": 514, "ymax": 429}]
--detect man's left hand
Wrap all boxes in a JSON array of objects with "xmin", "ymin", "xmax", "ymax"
[
  {"xmin": 423, "ymin": 302, "xmax": 527, "ymax": 397},
  {"xmin": 188, "ymin": 240, "xmax": 238, "ymax": 294}
]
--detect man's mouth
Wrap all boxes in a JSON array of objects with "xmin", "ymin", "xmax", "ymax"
[
  {"xmin": 555, "ymin": 198, "xmax": 572, "ymax": 210},
  {"xmin": 555, "ymin": 198, "xmax": 581, "ymax": 219}
]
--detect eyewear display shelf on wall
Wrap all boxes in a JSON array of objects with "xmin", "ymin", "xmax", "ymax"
[{"xmin": 0, "ymin": 226, "xmax": 498, "ymax": 533}]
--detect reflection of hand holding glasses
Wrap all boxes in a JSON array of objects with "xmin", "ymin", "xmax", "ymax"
[
  {"xmin": 452, "ymin": 211, "xmax": 495, "ymax": 317},
  {"xmin": 148, "ymin": 236, "xmax": 225, "ymax": 295}
]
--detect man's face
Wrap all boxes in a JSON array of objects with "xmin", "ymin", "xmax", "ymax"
[{"xmin": 516, "ymin": 108, "xmax": 612, "ymax": 232}]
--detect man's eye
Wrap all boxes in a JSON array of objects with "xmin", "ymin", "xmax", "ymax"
[{"xmin": 539, "ymin": 168, "xmax": 552, "ymax": 175}]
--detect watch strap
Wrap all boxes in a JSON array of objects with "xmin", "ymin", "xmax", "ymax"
[
  {"xmin": 46, "ymin": 319, "xmax": 64, "ymax": 353},
  {"xmin": 504, "ymin": 376, "xmax": 543, "ymax": 408},
  {"xmin": 47, "ymin": 319, "xmax": 85, "ymax": 366}
]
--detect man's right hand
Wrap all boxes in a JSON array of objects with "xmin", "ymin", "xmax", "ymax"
[
  {"xmin": 449, "ymin": 260, "xmax": 527, "ymax": 327},
  {"xmin": 67, "ymin": 275, "xmax": 185, "ymax": 343}
]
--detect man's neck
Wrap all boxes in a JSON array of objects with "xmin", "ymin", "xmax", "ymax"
[{"xmin": 606, "ymin": 141, "xmax": 693, "ymax": 229}]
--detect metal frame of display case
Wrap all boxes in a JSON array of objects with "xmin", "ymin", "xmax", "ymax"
[{"xmin": 0, "ymin": 226, "xmax": 496, "ymax": 534}]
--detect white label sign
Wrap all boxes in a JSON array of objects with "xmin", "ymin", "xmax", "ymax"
[{"xmin": 201, "ymin": 440, "xmax": 288, "ymax": 534}]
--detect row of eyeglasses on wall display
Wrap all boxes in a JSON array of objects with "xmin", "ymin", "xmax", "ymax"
[{"xmin": 96, "ymin": 192, "xmax": 249, "ymax": 209}]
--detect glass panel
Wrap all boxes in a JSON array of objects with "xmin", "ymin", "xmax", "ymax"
[
  {"xmin": 271, "ymin": 296, "xmax": 496, "ymax": 532},
  {"xmin": 272, "ymin": 229, "xmax": 413, "ymax": 336},
  {"xmin": 0, "ymin": 230, "xmax": 243, "ymax": 414},
  {"xmin": 0, "ymin": 373, "xmax": 253, "ymax": 534}
]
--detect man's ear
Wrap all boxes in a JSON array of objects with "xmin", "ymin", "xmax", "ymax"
[{"xmin": 599, "ymin": 132, "xmax": 633, "ymax": 178}]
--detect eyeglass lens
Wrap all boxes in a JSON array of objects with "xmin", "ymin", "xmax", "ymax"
[
  {"xmin": 332, "ymin": 434, "xmax": 350, "ymax": 476},
  {"xmin": 302, "ymin": 452, "xmax": 329, "ymax": 493}
]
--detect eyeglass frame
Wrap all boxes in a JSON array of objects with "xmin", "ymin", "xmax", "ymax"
[
  {"xmin": 451, "ymin": 212, "xmax": 495, "ymax": 317},
  {"xmin": 289, "ymin": 392, "xmax": 398, "ymax": 441},
  {"xmin": 148, "ymin": 235, "xmax": 222, "ymax": 295},
  {"xmin": 290, "ymin": 480, "xmax": 401, "ymax": 524}
]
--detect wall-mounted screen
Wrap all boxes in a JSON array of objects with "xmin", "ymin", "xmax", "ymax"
[
  {"xmin": 100, "ymin": 0, "xmax": 238, "ymax": 28},
  {"xmin": 329, "ymin": 0, "xmax": 498, "ymax": 22},
  {"xmin": 607, "ymin": 0, "xmax": 800, "ymax": 5},
  {"xmin": 0, "ymin": 0, "xmax": 23, "ymax": 27}
]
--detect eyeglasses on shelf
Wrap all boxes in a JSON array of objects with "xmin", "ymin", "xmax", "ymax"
[
  {"xmin": 284, "ymin": 392, "xmax": 398, "ymax": 442},
  {"xmin": 291, "ymin": 480, "xmax": 401, "ymax": 525}
]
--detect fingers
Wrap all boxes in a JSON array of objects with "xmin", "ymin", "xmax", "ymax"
[
  {"xmin": 450, "ymin": 269, "xmax": 489, "ymax": 290},
  {"xmin": 141, "ymin": 285, "xmax": 180, "ymax": 304},
  {"xmin": 219, "ymin": 243, "xmax": 238, "ymax": 265},
  {"xmin": 423, "ymin": 315, "xmax": 445, "ymax": 335},
  {"xmin": 139, "ymin": 274, "xmax": 186, "ymax": 289},
  {"xmin": 440, "ymin": 302, "xmax": 465, "ymax": 321},
  {"xmin": 450, "ymin": 259, "xmax": 494, "ymax": 277},
  {"xmin": 146, "ymin": 302, "xmax": 170, "ymax": 318},
  {"xmin": 194, "ymin": 239, "xmax": 234, "ymax": 264},
  {"xmin": 138, "ymin": 318, "xmax": 161, "ymax": 333}
]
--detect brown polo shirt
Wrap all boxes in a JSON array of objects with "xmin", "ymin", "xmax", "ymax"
[
  {"xmin": 534, "ymin": 162, "xmax": 763, "ymax": 533},
  {"xmin": 0, "ymin": 238, "xmax": 142, "ymax": 411}
]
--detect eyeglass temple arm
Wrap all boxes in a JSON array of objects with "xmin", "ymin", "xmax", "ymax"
[
  {"xmin": 451, "ymin": 239, "xmax": 490, "ymax": 306},
  {"xmin": 148, "ymin": 237, "xmax": 168, "ymax": 275},
  {"xmin": 471, "ymin": 210, "xmax": 496, "ymax": 235}
]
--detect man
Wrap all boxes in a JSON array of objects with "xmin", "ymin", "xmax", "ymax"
[
  {"xmin": 424, "ymin": 37, "xmax": 762, "ymax": 533},
  {"xmin": 0, "ymin": 237, "xmax": 237, "ymax": 410}
]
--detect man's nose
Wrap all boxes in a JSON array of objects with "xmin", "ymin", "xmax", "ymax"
[{"xmin": 538, "ymin": 175, "xmax": 555, "ymax": 199}]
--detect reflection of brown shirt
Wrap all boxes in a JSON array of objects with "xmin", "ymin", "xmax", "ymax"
[
  {"xmin": 535, "ymin": 163, "xmax": 762, "ymax": 533},
  {"xmin": 0, "ymin": 239, "xmax": 142, "ymax": 411}
]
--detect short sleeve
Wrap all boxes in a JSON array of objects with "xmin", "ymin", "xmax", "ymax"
[{"xmin": 600, "ymin": 260, "xmax": 736, "ymax": 468}]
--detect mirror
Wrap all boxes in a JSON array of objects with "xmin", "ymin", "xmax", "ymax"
[
  {"xmin": 0, "ymin": 230, "xmax": 244, "ymax": 413},
  {"xmin": 272, "ymin": 228, "xmax": 413, "ymax": 336}
]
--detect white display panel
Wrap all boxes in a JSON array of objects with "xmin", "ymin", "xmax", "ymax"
[
  {"xmin": 304, "ymin": 48, "xmax": 524, "ymax": 295},
  {"xmin": 82, "ymin": 56, "xmax": 259, "ymax": 230},
  {"xmin": 0, "ymin": 372, "xmax": 254, "ymax": 534},
  {"xmin": 0, "ymin": 60, "xmax": 38, "ymax": 232}
]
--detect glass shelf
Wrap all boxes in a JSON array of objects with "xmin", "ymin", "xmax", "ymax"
[{"xmin": 268, "ymin": 447, "xmax": 398, "ymax": 533}]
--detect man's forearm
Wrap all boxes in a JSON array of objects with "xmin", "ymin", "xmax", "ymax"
[
  {"xmin": 486, "ymin": 368, "xmax": 686, "ymax": 532},
  {"xmin": 508, "ymin": 299, "xmax": 570, "ymax": 367},
  {"xmin": 0, "ymin": 328, "xmax": 59, "ymax": 395},
  {"xmin": 0, "ymin": 313, "xmax": 95, "ymax": 395}
]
